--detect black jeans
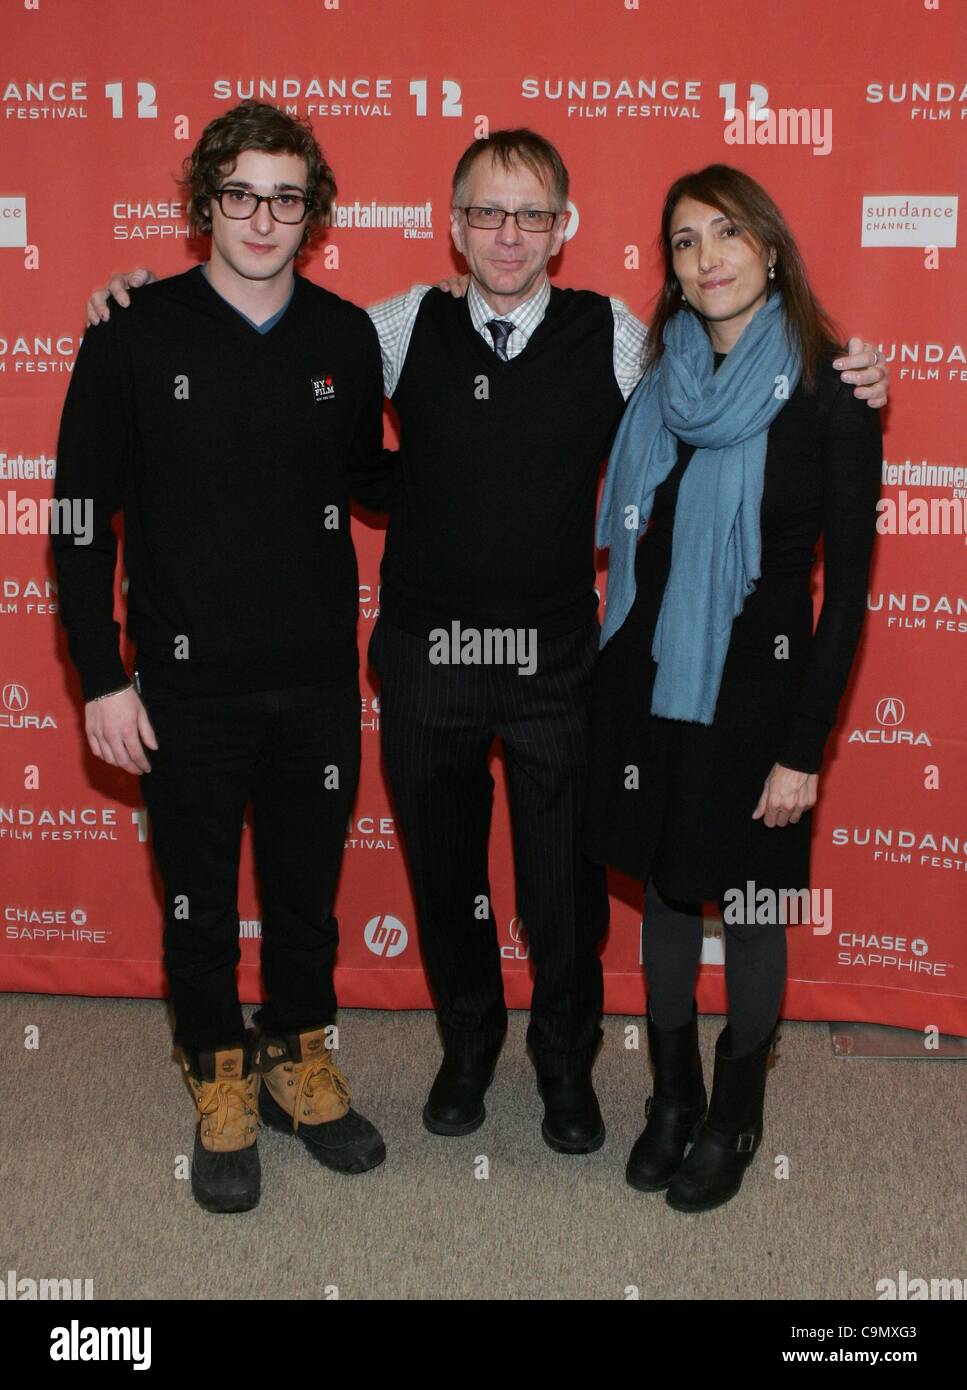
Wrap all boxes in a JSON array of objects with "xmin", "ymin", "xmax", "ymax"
[{"xmin": 136, "ymin": 668, "xmax": 361, "ymax": 1051}]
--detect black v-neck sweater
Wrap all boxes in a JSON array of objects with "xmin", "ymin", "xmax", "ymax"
[
  {"xmin": 53, "ymin": 266, "xmax": 386, "ymax": 699},
  {"xmin": 381, "ymin": 285, "xmax": 626, "ymax": 638}
]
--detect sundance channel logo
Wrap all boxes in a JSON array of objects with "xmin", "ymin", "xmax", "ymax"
[{"xmin": 861, "ymin": 194, "xmax": 957, "ymax": 248}]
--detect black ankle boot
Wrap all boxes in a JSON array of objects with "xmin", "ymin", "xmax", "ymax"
[
  {"xmin": 423, "ymin": 1053, "xmax": 498, "ymax": 1136},
  {"xmin": 665, "ymin": 1021, "xmax": 779, "ymax": 1213},
  {"xmin": 537, "ymin": 1067, "xmax": 605, "ymax": 1154},
  {"xmin": 626, "ymin": 1000, "xmax": 707, "ymax": 1192}
]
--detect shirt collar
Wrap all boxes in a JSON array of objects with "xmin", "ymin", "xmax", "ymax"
[
  {"xmin": 467, "ymin": 275, "xmax": 551, "ymax": 343},
  {"xmin": 200, "ymin": 262, "xmax": 295, "ymax": 334}
]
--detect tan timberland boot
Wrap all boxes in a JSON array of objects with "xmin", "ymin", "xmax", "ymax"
[
  {"xmin": 255, "ymin": 1023, "xmax": 385, "ymax": 1174},
  {"xmin": 181, "ymin": 1040, "xmax": 260, "ymax": 1213}
]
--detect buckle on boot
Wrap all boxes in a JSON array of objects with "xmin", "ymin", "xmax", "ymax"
[{"xmin": 736, "ymin": 1131, "xmax": 756, "ymax": 1154}]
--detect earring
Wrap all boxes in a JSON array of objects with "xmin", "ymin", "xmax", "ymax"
[
  {"xmin": 679, "ymin": 285, "xmax": 687, "ymax": 303},
  {"xmin": 768, "ymin": 264, "xmax": 776, "ymax": 280}
]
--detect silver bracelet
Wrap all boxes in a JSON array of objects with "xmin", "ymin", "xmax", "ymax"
[{"xmin": 92, "ymin": 681, "xmax": 135, "ymax": 702}]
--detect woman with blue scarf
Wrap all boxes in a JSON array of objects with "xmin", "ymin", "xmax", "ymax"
[{"xmin": 585, "ymin": 165, "xmax": 882, "ymax": 1212}]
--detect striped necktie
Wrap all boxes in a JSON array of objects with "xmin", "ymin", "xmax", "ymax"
[{"xmin": 485, "ymin": 318, "xmax": 513, "ymax": 361}]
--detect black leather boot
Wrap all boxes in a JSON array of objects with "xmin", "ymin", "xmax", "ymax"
[
  {"xmin": 665, "ymin": 1021, "xmax": 779, "ymax": 1213},
  {"xmin": 423, "ymin": 1053, "xmax": 499, "ymax": 1136},
  {"xmin": 537, "ymin": 1068, "xmax": 605, "ymax": 1154},
  {"xmin": 626, "ymin": 1000, "xmax": 707, "ymax": 1192}
]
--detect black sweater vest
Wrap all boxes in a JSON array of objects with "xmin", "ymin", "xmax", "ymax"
[{"xmin": 381, "ymin": 285, "xmax": 626, "ymax": 638}]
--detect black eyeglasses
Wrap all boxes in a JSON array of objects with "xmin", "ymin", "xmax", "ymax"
[
  {"xmin": 461, "ymin": 206, "xmax": 560, "ymax": 233},
  {"xmin": 212, "ymin": 187, "xmax": 310, "ymax": 224}
]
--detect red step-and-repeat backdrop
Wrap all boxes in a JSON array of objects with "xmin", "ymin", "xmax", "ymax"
[{"xmin": 2, "ymin": 1, "xmax": 965, "ymax": 1034}]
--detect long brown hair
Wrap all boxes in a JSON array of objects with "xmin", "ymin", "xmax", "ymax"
[{"xmin": 645, "ymin": 164, "xmax": 841, "ymax": 393}]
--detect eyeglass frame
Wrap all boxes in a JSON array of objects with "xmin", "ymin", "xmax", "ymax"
[
  {"xmin": 210, "ymin": 186, "xmax": 312, "ymax": 224},
  {"xmin": 458, "ymin": 205, "xmax": 564, "ymax": 233}
]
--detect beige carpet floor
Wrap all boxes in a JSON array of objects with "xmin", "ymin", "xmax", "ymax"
[{"xmin": 0, "ymin": 994, "xmax": 963, "ymax": 1300}]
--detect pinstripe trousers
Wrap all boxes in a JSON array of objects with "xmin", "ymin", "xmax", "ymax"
[{"xmin": 369, "ymin": 614, "xmax": 609, "ymax": 1076}]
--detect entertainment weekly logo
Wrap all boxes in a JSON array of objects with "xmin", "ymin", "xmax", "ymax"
[
  {"xmin": 328, "ymin": 199, "xmax": 433, "ymax": 240},
  {"xmin": 0, "ymin": 450, "xmax": 55, "ymax": 480},
  {"xmin": 861, "ymin": 195, "xmax": 958, "ymax": 248},
  {"xmin": 876, "ymin": 456, "xmax": 967, "ymax": 539}
]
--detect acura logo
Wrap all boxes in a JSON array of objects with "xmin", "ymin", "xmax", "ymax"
[
  {"xmin": 875, "ymin": 697, "xmax": 905, "ymax": 727},
  {"xmin": 2, "ymin": 684, "xmax": 28, "ymax": 712},
  {"xmin": 508, "ymin": 916, "xmax": 528, "ymax": 944}
]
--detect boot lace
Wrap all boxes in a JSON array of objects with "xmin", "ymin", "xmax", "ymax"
[
  {"xmin": 288, "ymin": 1052, "xmax": 352, "ymax": 1132},
  {"xmin": 196, "ymin": 1076, "xmax": 258, "ymax": 1144}
]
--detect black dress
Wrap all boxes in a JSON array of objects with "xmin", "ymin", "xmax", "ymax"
[{"xmin": 583, "ymin": 354, "xmax": 882, "ymax": 902}]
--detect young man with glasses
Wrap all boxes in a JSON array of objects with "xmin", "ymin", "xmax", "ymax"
[
  {"xmin": 54, "ymin": 102, "xmax": 392, "ymax": 1213},
  {"xmin": 86, "ymin": 127, "xmax": 888, "ymax": 1159}
]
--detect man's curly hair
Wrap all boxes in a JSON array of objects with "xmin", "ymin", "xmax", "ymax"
[{"xmin": 180, "ymin": 100, "xmax": 336, "ymax": 248}]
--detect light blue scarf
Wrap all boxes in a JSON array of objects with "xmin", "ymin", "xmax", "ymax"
[{"xmin": 597, "ymin": 293, "xmax": 800, "ymax": 724}]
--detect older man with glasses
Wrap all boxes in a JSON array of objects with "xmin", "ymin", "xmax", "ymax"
[{"xmin": 365, "ymin": 129, "xmax": 888, "ymax": 1154}]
